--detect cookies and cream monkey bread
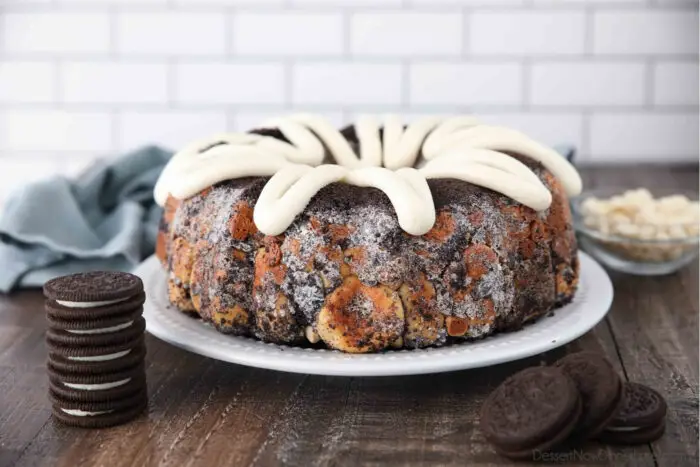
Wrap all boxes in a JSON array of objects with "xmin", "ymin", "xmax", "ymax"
[{"xmin": 155, "ymin": 114, "xmax": 582, "ymax": 353}]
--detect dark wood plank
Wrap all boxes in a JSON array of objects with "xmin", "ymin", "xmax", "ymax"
[
  {"xmin": 582, "ymin": 165, "xmax": 700, "ymax": 467},
  {"xmin": 0, "ymin": 165, "xmax": 697, "ymax": 467}
]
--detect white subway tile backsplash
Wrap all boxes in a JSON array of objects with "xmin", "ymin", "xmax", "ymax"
[
  {"xmin": 292, "ymin": 63, "xmax": 402, "ymax": 105},
  {"xmin": 1, "ymin": 13, "xmax": 110, "ymax": 55},
  {"xmin": 594, "ymin": 10, "xmax": 699, "ymax": 56},
  {"xmin": 233, "ymin": 13, "xmax": 343, "ymax": 57},
  {"xmin": 530, "ymin": 62, "xmax": 646, "ymax": 107},
  {"xmin": 0, "ymin": 4, "xmax": 697, "ymax": 165},
  {"xmin": 116, "ymin": 13, "xmax": 226, "ymax": 56},
  {"xmin": 175, "ymin": 63, "xmax": 285, "ymax": 104},
  {"xmin": 62, "ymin": 63, "xmax": 168, "ymax": 104},
  {"xmin": 57, "ymin": 0, "xmax": 166, "ymax": 3},
  {"xmin": 470, "ymin": 12, "xmax": 586, "ymax": 56},
  {"xmin": 410, "ymin": 0, "xmax": 524, "ymax": 4},
  {"xmin": 232, "ymin": 111, "xmax": 346, "ymax": 132},
  {"xmin": 118, "ymin": 111, "xmax": 227, "ymax": 151},
  {"xmin": 176, "ymin": 0, "xmax": 283, "ymax": 3},
  {"xmin": 410, "ymin": 62, "xmax": 522, "ymax": 105},
  {"xmin": 534, "ymin": 0, "xmax": 642, "ymax": 3},
  {"xmin": 478, "ymin": 113, "xmax": 585, "ymax": 151},
  {"xmin": 0, "ymin": 62, "xmax": 55, "ymax": 103},
  {"xmin": 292, "ymin": 0, "xmax": 401, "ymax": 5},
  {"xmin": 0, "ymin": 111, "xmax": 112, "ymax": 151},
  {"xmin": 351, "ymin": 13, "xmax": 463, "ymax": 57},
  {"xmin": 590, "ymin": 113, "xmax": 699, "ymax": 161},
  {"xmin": 653, "ymin": 61, "xmax": 699, "ymax": 106}
]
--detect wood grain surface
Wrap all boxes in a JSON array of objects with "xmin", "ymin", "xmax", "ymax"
[{"xmin": 0, "ymin": 165, "xmax": 698, "ymax": 467}]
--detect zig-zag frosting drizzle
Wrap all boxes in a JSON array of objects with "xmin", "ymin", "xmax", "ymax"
[{"xmin": 154, "ymin": 114, "xmax": 581, "ymax": 236}]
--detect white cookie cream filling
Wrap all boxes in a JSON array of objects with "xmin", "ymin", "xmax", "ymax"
[
  {"xmin": 61, "ymin": 408, "xmax": 114, "ymax": 417},
  {"xmin": 155, "ymin": 114, "xmax": 583, "ymax": 236},
  {"xmin": 63, "ymin": 378, "xmax": 131, "ymax": 391},
  {"xmin": 67, "ymin": 350, "xmax": 131, "ymax": 362},
  {"xmin": 56, "ymin": 296, "xmax": 130, "ymax": 308},
  {"xmin": 67, "ymin": 321, "xmax": 134, "ymax": 335}
]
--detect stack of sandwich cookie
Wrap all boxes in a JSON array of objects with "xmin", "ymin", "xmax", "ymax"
[
  {"xmin": 43, "ymin": 271, "xmax": 148, "ymax": 428},
  {"xmin": 480, "ymin": 352, "xmax": 667, "ymax": 460}
]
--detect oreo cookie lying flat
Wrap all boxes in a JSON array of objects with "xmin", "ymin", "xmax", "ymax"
[
  {"xmin": 554, "ymin": 352, "xmax": 623, "ymax": 440},
  {"xmin": 49, "ymin": 360, "xmax": 144, "ymax": 391},
  {"xmin": 480, "ymin": 367, "xmax": 582, "ymax": 460},
  {"xmin": 46, "ymin": 305, "xmax": 143, "ymax": 332},
  {"xmin": 44, "ymin": 271, "xmax": 143, "ymax": 304},
  {"xmin": 597, "ymin": 382, "xmax": 667, "ymax": 445},
  {"xmin": 49, "ymin": 366, "xmax": 146, "ymax": 403},
  {"xmin": 46, "ymin": 292, "xmax": 146, "ymax": 321},
  {"xmin": 48, "ymin": 342, "xmax": 146, "ymax": 375},
  {"xmin": 46, "ymin": 334, "xmax": 144, "ymax": 359},
  {"xmin": 51, "ymin": 391, "xmax": 147, "ymax": 428},
  {"xmin": 46, "ymin": 317, "xmax": 146, "ymax": 348}
]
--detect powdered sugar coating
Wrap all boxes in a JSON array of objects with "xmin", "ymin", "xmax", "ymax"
[{"xmin": 158, "ymin": 128, "xmax": 580, "ymax": 353}]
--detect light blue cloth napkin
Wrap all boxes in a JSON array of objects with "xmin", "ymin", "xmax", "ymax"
[{"xmin": 0, "ymin": 146, "xmax": 172, "ymax": 293}]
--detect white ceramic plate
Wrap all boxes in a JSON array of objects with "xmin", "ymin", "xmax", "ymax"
[{"xmin": 134, "ymin": 252, "xmax": 613, "ymax": 377}]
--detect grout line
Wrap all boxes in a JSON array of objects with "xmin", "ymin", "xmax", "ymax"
[
  {"xmin": 54, "ymin": 59, "xmax": 64, "ymax": 108},
  {"xmin": 111, "ymin": 109, "xmax": 120, "ymax": 153},
  {"xmin": 522, "ymin": 59, "xmax": 532, "ymax": 110},
  {"xmin": 584, "ymin": 7, "xmax": 594, "ymax": 56},
  {"xmin": 581, "ymin": 110, "xmax": 591, "ymax": 163},
  {"xmin": 462, "ymin": 8, "xmax": 470, "ymax": 57},
  {"xmin": 226, "ymin": 7, "xmax": 235, "ymax": 57},
  {"xmin": 108, "ymin": 5, "xmax": 118, "ymax": 58},
  {"xmin": 3, "ymin": 53, "xmax": 699, "ymax": 62},
  {"xmin": 2, "ymin": 103, "xmax": 698, "ymax": 113},
  {"xmin": 284, "ymin": 61, "xmax": 293, "ymax": 109},
  {"xmin": 166, "ymin": 59, "xmax": 176, "ymax": 109},
  {"xmin": 4, "ymin": 3, "xmax": 698, "ymax": 13},
  {"xmin": 342, "ymin": 8, "xmax": 352, "ymax": 57},
  {"xmin": 401, "ymin": 60, "xmax": 410, "ymax": 110},
  {"xmin": 644, "ymin": 59, "xmax": 656, "ymax": 108}
]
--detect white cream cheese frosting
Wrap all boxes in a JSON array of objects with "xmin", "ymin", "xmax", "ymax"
[{"xmin": 155, "ymin": 114, "xmax": 582, "ymax": 236}]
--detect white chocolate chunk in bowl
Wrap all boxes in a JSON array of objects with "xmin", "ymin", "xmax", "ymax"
[{"xmin": 573, "ymin": 188, "xmax": 699, "ymax": 275}]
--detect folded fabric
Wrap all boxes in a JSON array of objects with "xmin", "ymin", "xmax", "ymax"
[{"xmin": 0, "ymin": 146, "xmax": 172, "ymax": 293}]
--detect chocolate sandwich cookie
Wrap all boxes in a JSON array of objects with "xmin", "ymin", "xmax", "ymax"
[
  {"xmin": 44, "ymin": 271, "xmax": 143, "ymax": 304},
  {"xmin": 598, "ymin": 382, "xmax": 667, "ymax": 445},
  {"xmin": 48, "ymin": 362, "xmax": 146, "ymax": 402},
  {"xmin": 46, "ymin": 317, "xmax": 146, "ymax": 348},
  {"xmin": 480, "ymin": 366, "xmax": 582, "ymax": 460},
  {"xmin": 51, "ymin": 390, "xmax": 147, "ymax": 428},
  {"xmin": 46, "ymin": 305, "xmax": 143, "ymax": 332},
  {"xmin": 554, "ymin": 352, "xmax": 624, "ymax": 440},
  {"xmin": 49, "ymin": 366, "xmax": 146, "ymax": 402},
  {"xmin": 46, "ymin": 292, "xmax": 146, "ymax": 321},
  {"xmin": 47, "ymin": 334, "xmax": 145, "ymax": 360},
  {"xmin": 48, "ymin": 342, "xmax": 146, "ymax": 375}
]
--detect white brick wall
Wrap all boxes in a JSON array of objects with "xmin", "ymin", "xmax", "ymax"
[
  {"xmin": 0, "ymin": 2, "xmax": 697, "ymax": 200},
  {"xmin": 351, "ymin": 13, "xmax": 463, "ymax": 56}
]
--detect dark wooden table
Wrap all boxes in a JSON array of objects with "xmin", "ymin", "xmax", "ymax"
[{"xmin": 1, "ymin": 165, "xmax": 698, "ymax": 467}]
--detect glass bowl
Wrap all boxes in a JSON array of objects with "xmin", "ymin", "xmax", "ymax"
[{"xmin": 571, "ymin": 188, "xmax": 700, "ymax": 276}]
